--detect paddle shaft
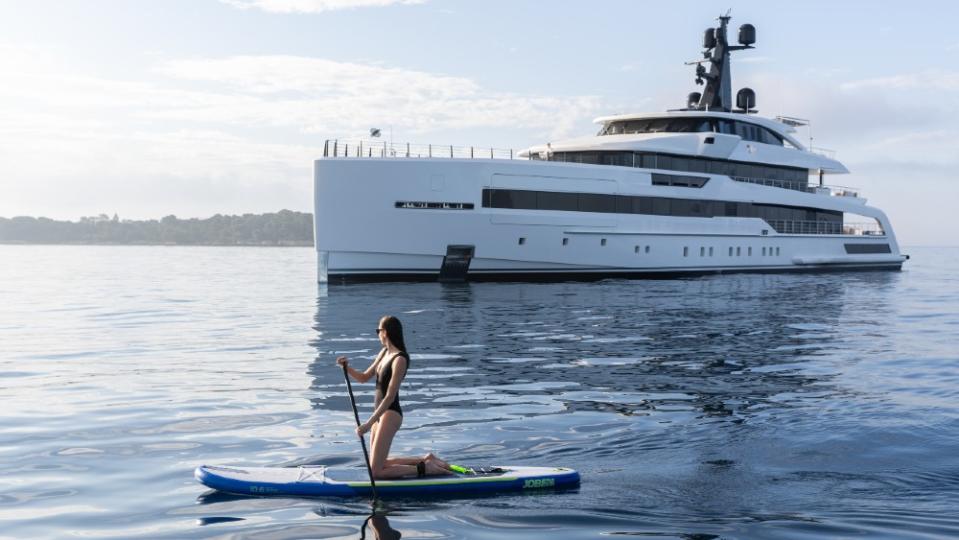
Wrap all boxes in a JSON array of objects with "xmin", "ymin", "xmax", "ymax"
[{"xmin": 342, "ymin": 364, "xmax": 378, "ymax": 499}]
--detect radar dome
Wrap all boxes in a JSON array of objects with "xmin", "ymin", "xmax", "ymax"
[
  {"xmin": 703, "ymin": 28, "xmax": 716, "ymax": 49},
  {"xmin": 736, "ymin": 88, "xmax": 756, "ymax": 111}
]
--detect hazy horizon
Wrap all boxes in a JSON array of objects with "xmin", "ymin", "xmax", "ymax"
[{"xmin": 1, "ymin": 0, "xmax": 956, "ymax": 245}]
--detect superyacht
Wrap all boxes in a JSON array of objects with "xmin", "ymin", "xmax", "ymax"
[{"xmin": 313, "ymin": 14, "xmax": 906, "ymax": 282}]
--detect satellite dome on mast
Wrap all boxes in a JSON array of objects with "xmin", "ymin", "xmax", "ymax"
[{"xmin": 685, "ymin": 13, "xmax": 757, "ymax": 113}]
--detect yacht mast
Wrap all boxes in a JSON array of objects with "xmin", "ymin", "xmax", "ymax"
[{"xmin": 691, "ymin": 13, "xmax": 755, "ymax": 112}]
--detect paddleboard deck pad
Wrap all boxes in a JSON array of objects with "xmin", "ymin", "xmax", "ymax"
[{"xmin": 195, "ymin": 464, "xmax": 579, "ymax": 497}]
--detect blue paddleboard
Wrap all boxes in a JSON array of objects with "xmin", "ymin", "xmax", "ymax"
[{"xmin": 194, "ymin": 464, "xmax": 580, "ymax": 497}]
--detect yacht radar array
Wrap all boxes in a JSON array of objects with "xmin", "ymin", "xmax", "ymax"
[{"xmin": 685, "ymin": 12, "xmax": 757, "ymax": 113}]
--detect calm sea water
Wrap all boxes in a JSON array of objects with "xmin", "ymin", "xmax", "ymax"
[{"xmin": 1, "ymin": 245, "xmax": 958, "ymax": 539}]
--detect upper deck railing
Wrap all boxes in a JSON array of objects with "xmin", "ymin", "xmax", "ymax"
[
  {"xmin": 323, "ymin": 139, "xmax": 520, "ymax": 160},
  {"xmin": 323, "ymin": 138, "xmax": 859, "ymax": 198},
  {"xmin": 766, "ymin": 220, "xmax": 884, "ymax": 236},
  {"xmin": 732, "ymin": 176, "xmax": 859, "ymax": 198}
]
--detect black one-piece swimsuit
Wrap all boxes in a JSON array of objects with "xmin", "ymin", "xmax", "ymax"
[{"xmin": 375, "ymin": 353, "xmax": 407, "ymax": 417}]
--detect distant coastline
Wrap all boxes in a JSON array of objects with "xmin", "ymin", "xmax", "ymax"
[{"xmin": 0, "ymin": 210, "xmax": 314, "ymax": 246}]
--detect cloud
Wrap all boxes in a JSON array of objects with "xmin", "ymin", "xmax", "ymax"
[
  {"xmin": 854, "ymin": 129, "xmax": 959, "ymax": 170},
  {"xmin": 737, "ymin": 56, "xmax": 771, "ymax": 64},
  {"xmin": 840, "ymin": 69, "xmax": 959, "ymax": 92},
  {"xmin": 220, "ymin": 0, "xmax": 425, "ymax": 13},
  {"xmin": 152, "ymin": 55, "xmax": 604, "ymax": 137},
  {"xmin": 0, "ymin": 47, "xmax": 606, "ymax": 219},
  {"xmin": 730, "ymin": 71, "xmax": 949, "ymax": 148}
]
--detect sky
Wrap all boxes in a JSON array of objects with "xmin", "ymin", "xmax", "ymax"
[{"xmin": 0, "ymin": 0, "xmax": 956, "ymax": 246}]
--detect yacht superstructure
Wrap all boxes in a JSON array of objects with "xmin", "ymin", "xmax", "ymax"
[{"xmin": 313, "ymin": 14, "xmax": 906, "ymax": 282}]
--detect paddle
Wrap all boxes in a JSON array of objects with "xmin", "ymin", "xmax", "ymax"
[{"xmin": 342, "ymin": 363, "xmax": 378, "ymax": 499}]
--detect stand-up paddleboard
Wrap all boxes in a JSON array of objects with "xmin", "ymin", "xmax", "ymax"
[{"xmin": 194, "ymin": 464, "xmax": 579, "ymax": 498}]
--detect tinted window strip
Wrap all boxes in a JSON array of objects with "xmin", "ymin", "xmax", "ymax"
[
  {"xmin": 651, "ymin": 173, "xmax": 709, "ymax": 188},
  {"xmin": 844, "ymin": 243, "xmax": 891, "ymax": 254},
  {"xmin": 481, "ymin": 188, "xmax": 842, "ymax": 230},
  {"xmin": 546, "ymin": 150, "xmax": 807, "ymax": 190}
]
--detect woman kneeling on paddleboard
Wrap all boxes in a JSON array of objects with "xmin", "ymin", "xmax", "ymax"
[{"xmin": 336, "ymin": 315, "xmax": 452, "ymax": 480}]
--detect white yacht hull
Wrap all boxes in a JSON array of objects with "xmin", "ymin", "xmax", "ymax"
[{"xmin": 313, "ymin": 158, "xmax": 904, "ymax": 282}]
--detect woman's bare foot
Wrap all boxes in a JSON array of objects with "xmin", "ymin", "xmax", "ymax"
[
  {"xmin": 423, "ymin": 452, "xmax": 451, "ymax": 471},
  {"xmin": 424, "ymin": 460, "xmax": 451, "ymax": 476}
]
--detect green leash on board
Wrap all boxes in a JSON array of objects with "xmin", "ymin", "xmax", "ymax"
[{"xmin": 449, "ymin": 464, "xmax": 506, "ymax": 475}]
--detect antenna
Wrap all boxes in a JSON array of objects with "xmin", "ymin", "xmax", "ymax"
[{"xmin": 685, "ymin": 12, "xmax": 756, "ymax": 112}]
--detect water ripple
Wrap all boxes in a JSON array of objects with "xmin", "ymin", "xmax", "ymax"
[{"xmin": 0, "ymin": 246, "xmax": 957, "ymax": 539}]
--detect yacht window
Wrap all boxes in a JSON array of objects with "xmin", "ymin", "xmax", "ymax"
[
  {"xmin": 759, "ymin": 127, "xmax": 785, "ymax": 146},
  {"xmin": 579, "ymin": 193, "xmax": 614, "ymax": 213},
  {"xmin": 735, "ymin": 122, "xmax": 757, "ymax": 141},
  {"xmin": 501, "ymin": 190, "xmax": 536, "ymax": 209},
  {"xmin": 638, "ymin": 197, "xmax": 654, "ymax": 214},
  {"xmin": 481, "ymin": 189, "xmax": 843, "ymax": 234},
  {"xmin": 600, "ymin": 117, "xmax": 717, "ymax": 135},
  {"xmin": 651, "ymin": 173, "xmax": 709, "ymax": 188},
  {"xmin": 671, "ymin": 199, "xmax": 691, "ymax": 215},
  {"xmin": 630, "ymin": 151, "xmax": 806, "ymax": 190},
  {"xmin": 602, "ymin": 153, "xmax": 631, "ymax": 166},
  {"xmin": 646, "ymin": 118, "xmax": 671, "ymax": 133},
  {"xmin": 723, "ymin": 121, "xmax": 787, "ymax": 146},
  {"xmin": 652, "ymin": 198, "xmax": 671, "ymax": 215},
  {"xmin": 537, "ymin": 191, "xmax": 578, "ymax": 212},
  {"xmin": 656, "ymin": 154, "xmax": 674, "ymax": 170},
  {"xmin": 667, "ymin": 118, "xmax": 714, "ymax": 132},
  {"xmin": 687, "ymin": 158, "xmax": 708, "ymax": 173}
]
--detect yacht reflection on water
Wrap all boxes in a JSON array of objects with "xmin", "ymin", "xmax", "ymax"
[{"xmin": 308, "ymin": 272, "xmax": 897, "ymax": 425}]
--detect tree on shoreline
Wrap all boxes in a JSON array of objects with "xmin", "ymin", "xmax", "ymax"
[{"xmin": 0, "ymin": 210, "xmax": 314, "ymax": 246}]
